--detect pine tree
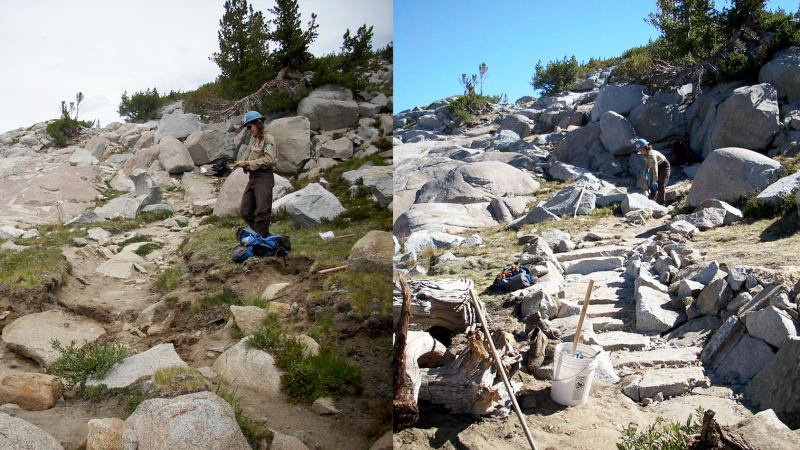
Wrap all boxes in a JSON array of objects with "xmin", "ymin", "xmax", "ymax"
[
  {"xmin": 211, "ymin": 0, "xmax": 272, "ymax": 98},
  {"xmin": 267, "ymin": 0, "xmax": 319, "ymax": 71}
]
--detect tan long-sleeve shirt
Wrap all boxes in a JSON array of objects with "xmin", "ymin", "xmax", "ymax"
[
  {"xmin": 644, "ymin": 149, "xmax": 668, "ymax": 180},
  {"xmin": 247, "ymin": 133, "xmax": 277, "ymax": 171}
]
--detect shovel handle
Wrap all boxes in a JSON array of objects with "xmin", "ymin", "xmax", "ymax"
[{"xmin": 570, "ymin": 279, "xmax": 594, "ymax": 357}]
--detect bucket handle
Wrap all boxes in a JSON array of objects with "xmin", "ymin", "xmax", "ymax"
[{"xmin": 551, "ymin": 351, "xmax": 601, "ymax": 383}]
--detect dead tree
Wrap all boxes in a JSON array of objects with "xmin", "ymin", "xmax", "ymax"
[
  {"xmin": 393, "ymin": 276, "xmax": 418, "ymax": 431},
  {"xmin": 696, "ymin": 409, "xmax": 759, "ymax": 450},
  {"xmin": 392, "ymin": 278, "xmax": 479, "ymax": 333}
]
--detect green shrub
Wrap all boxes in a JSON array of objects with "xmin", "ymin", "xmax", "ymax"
[
  {"xmin": 153, "ymin": 267, "xmax": 183, "ymax": 292},
  {"xmin": 761, "ymin": 8, "xmax": 800, "ymax": 51},
  {"xmin": 118, "ymin": 88, "xmax": 162, "ymax": 123},
  {"xmin": 739, "ymin": 191, "xmax": 798, "ymax": 220},
  {"xmin": 46, "ymin": 101, "xmax": 94, "ymax": 147},
  {"xmin": 447, "ymin": 92, "xmax": 497, "ymax": 126},
  {"xmin": 45, "ymin": 337, "xmax": 128, "ymax": 391},
  {"xmin": 135, "ymin": 242, "xmax": 164, "ymax": 257},
  {"xmin": 717, "ymin": 50, "xmax": 756, "ymax": 80},
  {"xmin": 530, "ymin": 55, "xmax": 579, "ymax": 96},
  {"xmin": 617, "ymin": 407, "xmax": 704, "ymax": 450}
]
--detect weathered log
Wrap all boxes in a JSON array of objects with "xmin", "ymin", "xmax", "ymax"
[
  {"xmin": 392, "ymin": 278, "xmax": 478, "ymax": 333},
  {"xmin": 698, "ymin": 409, "xmax": 757, "ymax": 450},
  {"xmin": 393, "ymin": 276, "xmax": 418, "ymax": 431},
  {"xmin": 417, "ymin": 328, "xmax": 522, "ymax": 417}
]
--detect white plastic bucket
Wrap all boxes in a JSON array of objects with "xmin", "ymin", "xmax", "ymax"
[{"xmin": 550, "ymin": 342, "xmax": 601, "ymax": 406}]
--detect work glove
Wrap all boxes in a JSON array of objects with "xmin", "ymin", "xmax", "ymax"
[
  {"xmin": 651, "ymin": 182, "xmax": 658, "ymax": 190},
  {"xmin": 231, "ymin": 161, "xmax": 247, "ymax": 169}
]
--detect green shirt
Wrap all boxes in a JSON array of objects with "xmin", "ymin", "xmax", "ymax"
[
  {"xmin": 644, "ymin": 149, "xmax": 668, "ymax": 180},
  {"xmin": 247, "ymin": 133, "xmax": 277, "ymax": 171}
]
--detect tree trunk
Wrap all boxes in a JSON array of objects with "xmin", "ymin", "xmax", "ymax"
[{"xmin": 393, "ymin": 276, "xmax": 418, "ymax": 431}]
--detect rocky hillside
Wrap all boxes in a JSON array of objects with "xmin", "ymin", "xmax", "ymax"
[
  {"xmin": 0, "ymin": 69, "xmax": 393, "ymax": 450},
  {"xmin": 392, "ymin": 47, "xmax": 800, "ymax": 449}
]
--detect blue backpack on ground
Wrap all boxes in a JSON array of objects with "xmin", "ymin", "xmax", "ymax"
[
  {"xmin": 492, "ymin": 264, "xmax": 532, "ymax": 291},
  {"xmin": 232, "ymin": 227, "xmax": 291, "ymax": 263}
]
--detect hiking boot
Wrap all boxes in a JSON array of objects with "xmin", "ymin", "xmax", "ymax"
[
  {"xmin": 524, "ymin": 312, "xmax": 562, "ymax": 340},
  {"xmin": 527, "ymin": 328, "xmax": 547, "ymax": 372}
]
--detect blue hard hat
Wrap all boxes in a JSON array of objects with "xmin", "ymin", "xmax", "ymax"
[
  {"xmin": 243, "ymin": 110, "xmax": 264, "ymax": 125},
  {"xmin": 635, "ymin": 138, "xmax": 650, "ymax": 151}
]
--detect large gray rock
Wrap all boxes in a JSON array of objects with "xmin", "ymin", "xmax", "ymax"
[
  {"xmin": 265, "ymin": 116, "xmax": 312, "ymax": 173},
  {"xmin": 756, "ymin": 171, "xmax": 800, "ymax": 204},
  {"xmin": 563, "ymin": 257, "xmax": 624, "ymax": 275},
  {"xmin": 712, "ymin": 333, "xmax": 774, "ymax": 383},
  {"xmin": 591, "ymin": 84, "xmax": 649, "ymax": 121},
  {"xmin": 84, "ymin": 136, "xmax": 111, "ymax": 159},
  {"xmin": 130, "ymin": 169, "xmax": 162, "ymax": 208},
  {"xmin": 110, "ymin": 174, "xmax": 135, "ymax": 192},
  {"xmin": 628, "ymin": 99, "xmax": 687, "ymax": 144},
  {"xmin": 493, "ymin": 129, "xmax": 526, "ymax": 150},
  {"xmin": 599, "ymin": 111, "xmax": 638, "ymax": 155},
  {"xmin": 157, "ymin": 136, "xmax": 195, "ymax": 174},
  {"xmin": 154, "ymin": 113, "xmax": 202, "ymax": 144},
  {"xmin": 685, "ymin": 147, "xmax": 783, "ymax": 207},
  {"xmin": 68, "ymin": 148, "xmax": 99, "ymax": 166},
  {"xmin": 498, "ymin": 114, "xmax": 533, "ymax": 139},
  {"xmin": 362, "ymin": 167, "xmax": 393, "ymax": 208},
  {"xmin": 620, "ymin": 193, "xmax": 668, "ymax": 214},
  {"xmin": 394, "ymin": 202, "xmax": 498, "ymax": 238},
  {"xmin": 276, "ymin": 183, "xmax": 345, "ymax": 229},
  {"xmin": 744, "ymin": 336, "xmax": 800, "ymax": 415},
  {"xmin": 636, "ymin": 366, "xmax": 708, "ymax": 400},
  {"xmin": 184, "ymin": 130, "xmax": 235, "ymax": 165},
  {"xmin": 402, "ymin": 230, "xmax": 464, "ymax": 254},
  {"xmin": 348, "ymin": 231, "xmax": 392, "ymax": 275},
  {"xmin": 735, "ymin": 409, "xmax": 800, "ymax": 450},
  {"xmin": 95, "ymin": 196, "xmax": 142, "ymax": 220},
  {"xmin": 547, "ymin": 161, "xmax": 592, "ymax": 181},
  {"xmin": 554, "ymin": 122, "xmax": 602, "ymax": 168},
  {"xmin": 676, "ymin": 207, "xmax": 727, "ymax": 231},
  {"xmin": 699, "ymin": 316, "xmax": 745, "ymax": 365},
  {"xmin": 86, "ymin": 343, "xmax": 187, "ymax": 389},
  {"xmin": 0, "ymin": 413, "xmax": 64, "ymax": 449},
  {"xmin": 319, "ymin": 137, "xmax": 353, "ymax": 159},
  {"xmin": 694, "ymin": 199, "xmax": 744, "ymax": 225},
  {"xmin": 542, "ymin": 184, "xmax": 596, "ymax": 216},
  {"xmin": 636, "ymin": 286, "xmax": 686, "ymax": 332},
  {"xmin": 744, "ymin": 305, "xmax": 799, "ymax": 348},
  {"xmin": 297, "ymin": 85, "xmax": 359, "ymax": 131},
  {"xmin": 758, "ymin": 46, "xmax": 800, "ymax": 100},
  {"xmin": 506, "ymin": 207, "xmax": 560, "ymax": 229},
  {"xmin": 709, "ymin": 84, "xmax": 780, "ymax": 151},
  {"xmin": 416, "ymin": 161, "xmax": 539, "ymax": 204},
  {"xmin": 2, "ymin": 311, "xmax": 106, "ymax": 367},
  {"xmin": 212, "ymin": 338, "xmax": 283, "ymax": 396},
  {"xmin": 127, "ymin": 391, "xmax": 250, "ymax": 450}
]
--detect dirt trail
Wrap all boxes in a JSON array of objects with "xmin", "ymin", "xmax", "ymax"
[{"xmin": 0, "ymin": 214, "xmax": 384, "ymax": 450}]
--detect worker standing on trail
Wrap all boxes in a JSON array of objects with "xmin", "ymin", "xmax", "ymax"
[
  {"xmin": 233, "ymin": 111, "xmax": 277, "ymax": 237},
  {"xmin": 636, "ymin": 138, "xmax": 670, "ymax": 205}
]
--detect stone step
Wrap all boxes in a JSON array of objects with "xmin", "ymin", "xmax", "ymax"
[
  {"xmin": 567, "ymin": 270, "xmax": 631, "ymax": 289},
  {"xmin": 592, "ymin": 317, "xmax": 629, "ymax": 332},
  {"xmin": 555, "ymin": 245, "xmax": 629, "ymax": 263},
  {"xmin": 635, "ymin": 366, "xmax": 709, "ymax": 401},
  {"xmin": 586, "ymin": 302, "xmax": 635, "ymax": 319},
  {"xmin": 559, "ymin": 284, "xmax": 633, "ymax": 304},
  {"xmin": 563, "ymin": 257, "xmax": 625, "ymax": 276},
  {"xmin": 610, "ymin": 346, "xmax": 702, "ymax": 369},
  {"xmin": 593, "ymin": 331, "xmax": 651, "ymax": 352}
]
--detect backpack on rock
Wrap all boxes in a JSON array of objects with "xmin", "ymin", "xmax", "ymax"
[{"xmin": 492, "ymin": 263, "xmax": 532, "ymax": 291}]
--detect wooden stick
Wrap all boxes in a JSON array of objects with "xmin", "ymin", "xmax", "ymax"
[
  {"xmin": 469, "ymin": 289, "xmax": 538, "ymax": 450},
  {"xmin": 573, "ymin": 180, "xmax": 588, "ymax": 218},
  {"xmin": 317, "ymin": 265, "xmax": 347, "ymax": 274},
  {"xmin": 571, "ymin": 279, "xmax": 595, "ymax": 357},
  {"xmin": 329, "ymin": 233, "xmax": 355, "ymax": 240}
]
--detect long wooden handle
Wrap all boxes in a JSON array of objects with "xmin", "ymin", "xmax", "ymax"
[
  {"xmin": 469, "ymin": 289, "xmax": 538, "ymax": 450},
  {"xmin": 317, "ymin": 265, "xmax": 347, "ymax": 274},
  {"xmin": 571, "ymin": 279, "xmax": 595, "ymax": 357}
]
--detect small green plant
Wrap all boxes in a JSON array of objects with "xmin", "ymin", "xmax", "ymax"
[
  {"xmin": 153, "ymin": 366, "xmax": 208, "ymax": 392},
  {"xmin": 739, "ymin": 191, "xmax": 798, "ymax": 220},
  {"xmin": 215, "ymin": 384, "xmax": 273, "ymax": 447},
  {"xmin": 135, "ymin": 242, "xmax": 164, "ymax": 257},
  {"xmin": 45, "ymin": 337, "xmax": 128, "ymax": 391},
  {"xmin": 192, "ymin": 291, "xmax": 240, "ymax": 313},
  {"xmin": 46, "ymin": 99, "xmax": 94, "ymax": 147},
  {"xmin": 153, "ymin": 267, "xmax": 183, "ymax": 292},
  {"xmin": 81, "ymin": 385, "xmax": 145, "ymax": 413},
  {"xmin": 717, "ymin": 50, "xmax": 755, "ymax": 80},
  {"xmin": 616, "ymin": 407, "xmax": 704, "ymax": 450},
  {"xmin": 118, "ymin": 234, "xmax": 152, "ymax": 248}
]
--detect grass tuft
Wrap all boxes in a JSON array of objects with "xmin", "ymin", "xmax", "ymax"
[{"xmin": 45, "ymin": 337, "xmax": 128, "ymax": 391}]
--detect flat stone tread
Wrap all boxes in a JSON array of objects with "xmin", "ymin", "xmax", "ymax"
[
  {"xmin": 555, "ymin": 245, "xmax": 629, "ymax": 263},
  {"xmin": 586, "ymin": 302, "xmax": 635, "ymax": 319},
  {"xmin": 593, "ymin": 331, "xmax": 651, "ymax": 352},
  {"xmin": 638, "ymin": 366, "xmax": 708, "ymax": 390},
  {"xmin": 611, "ymin": 346, "xmax": 702, "ymax": 369},
  {"xmin": 561, "ymin": 284, "xmax": 632, "ymax": 304},
  {"xmin": 569, "ymin": 270, "xmax": 631, "ymax": 288},
  {"xmin": 592, "ymin": 317, "xmax": 628, "ymax": 332}
]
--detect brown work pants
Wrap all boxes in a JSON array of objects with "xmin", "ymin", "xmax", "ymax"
[
  {"xmin": 650, "ymin": 162, "xmax": 671, "ymax": 205},
  {"xmin": 240, "ymin": 169, "xmax": 274, "ymax": 237}
]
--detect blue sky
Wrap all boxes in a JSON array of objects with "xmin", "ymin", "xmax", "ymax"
[{"xmin": 394, "ymin": 0, "xmax": 799, "ymax": 114}]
